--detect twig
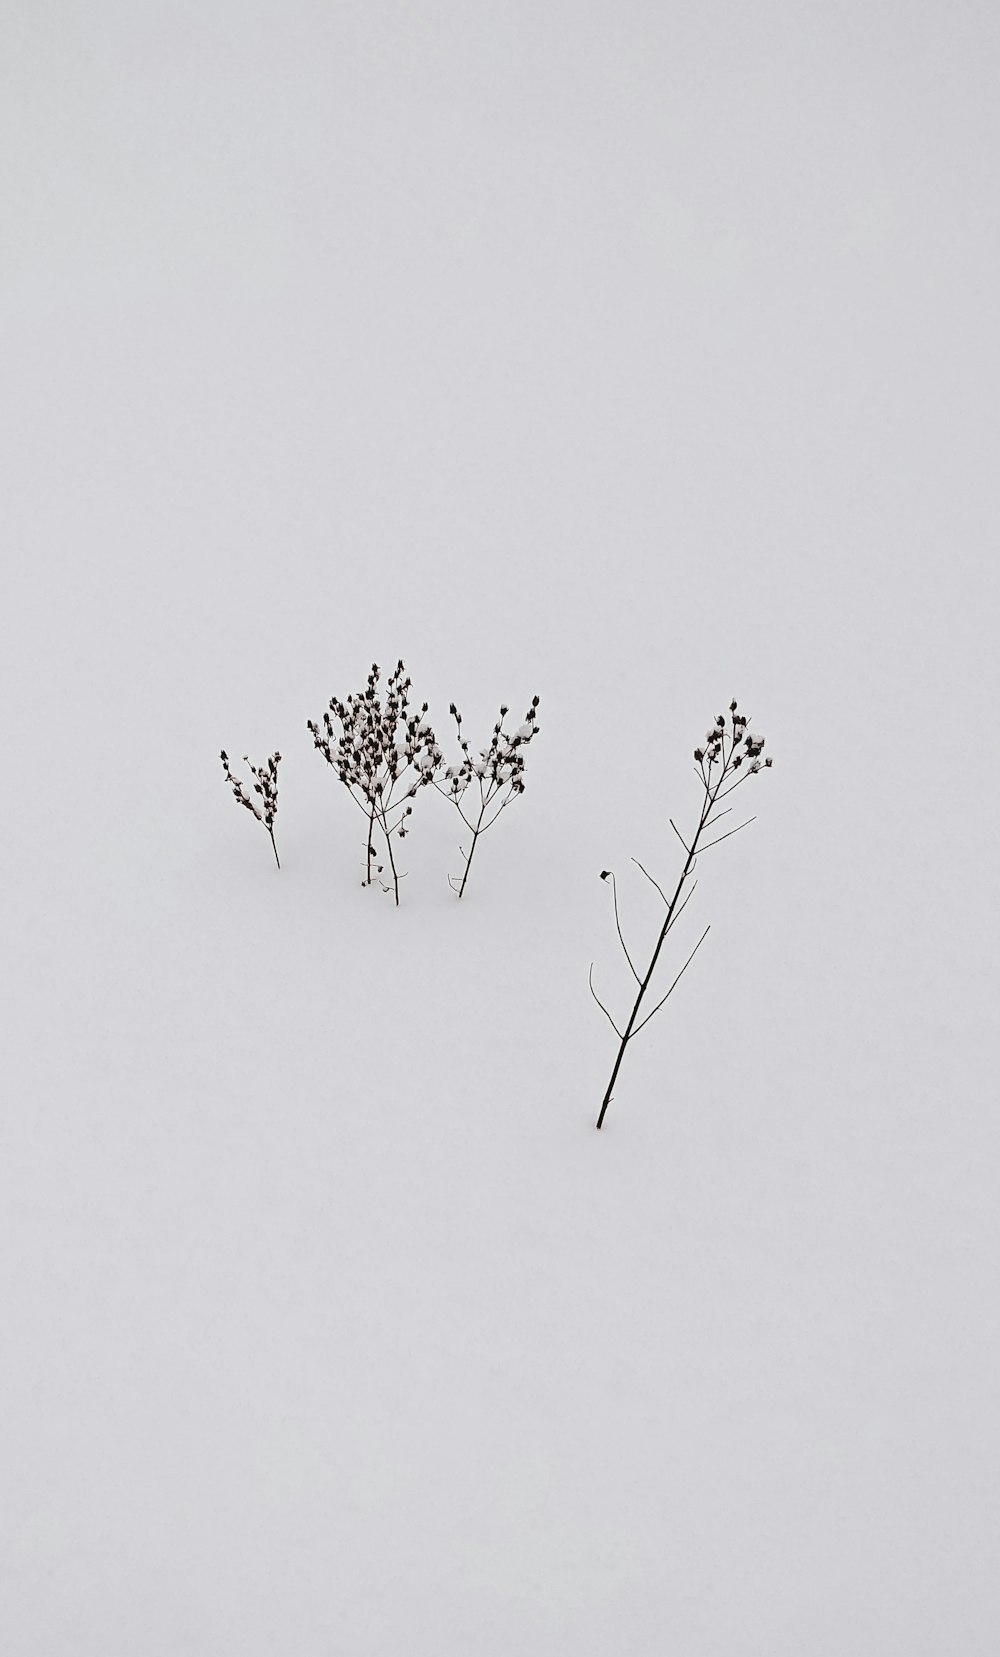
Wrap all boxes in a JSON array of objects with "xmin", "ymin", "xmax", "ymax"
[
  {"xmin": 602, "ymin": 871, "xmax": 641, "ymax": 983},
  {"xmin": 588, "ymin": 964, "xmax": 623, "ymax": 1039},
  {"xmin": 630, "ymin": 925, "xmax": 711, "ymax": 1037},
  {"xmin": 631, "ymin": 858, "xmax": 671, "ymax": 906},
  {"xmin": 697, "ymin": 814, "xmax": 756, "ymax": 852}
]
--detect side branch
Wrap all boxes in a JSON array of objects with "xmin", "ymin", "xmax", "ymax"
[
  {"xmin": 588, "ymin": 964, "xmax": 623, "ymax": 1039},
  {"xmin": 663, "ymin": 878, "xmax": 698, "ymax": 938},
  {"xmin": 630, "ymin": 923, "xmax": 711, "ymax": 1038},
  {"xmin": 606, "ymin": 871, "xmax": 641, "ymax": 983},
  {"xmin": 631, "ymin": 858, "xmax": 671, "ymax": 906},
  {"xmin": 669, "ymin": 818, "xmax": 690, "ymax": 855},
  {"xmin": 697, "ymin": 814, "xmax": 756, "ymax": 852}
]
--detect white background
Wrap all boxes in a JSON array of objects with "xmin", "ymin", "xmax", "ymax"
[{"xmin": 2, "ymin": 2, "xmax": 997, "ymax": 1650}]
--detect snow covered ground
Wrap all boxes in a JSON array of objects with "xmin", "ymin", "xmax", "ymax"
[{"xmin": 3, "ymin": 4, "xmax": 998, "ymax": 1651}]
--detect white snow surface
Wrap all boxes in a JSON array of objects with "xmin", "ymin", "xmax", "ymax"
[{"xmin": 2, "ymin": 4, "xmax": 998, "ymax": 1653}]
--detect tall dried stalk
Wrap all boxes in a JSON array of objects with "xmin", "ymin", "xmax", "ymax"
[{"xmin": 590, "ymin": 700, "xmax": 772, "ymax": 1129}]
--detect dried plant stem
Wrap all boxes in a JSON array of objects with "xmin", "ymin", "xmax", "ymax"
[
  {"xmin": 366, "ymin": 803, "xmax": 376, "ymax": 887},
  {"xmin": 592, "ymin": 700, "xmax": 771, "ymax": 1129},
  {"xmin": 377, "ymin": 805, "xmax": 402, "ymax": 904},
  {"xmin": 595, "ymin": 820, "xmax": 707, "ymax": 1130},
  {"xmin": 455, "ymin": 799, "xmax": 488, "ymax": 898},
  {"xmin": 268, "ymin": 828, "xmax": 280, "ymax": 870}
]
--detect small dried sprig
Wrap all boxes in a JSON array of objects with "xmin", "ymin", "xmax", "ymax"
[
  {"xmin": 220, "ymin": 749, "xmax": 282, "ymax": 868},
  {"xmin": 433, "ymin": 696, "xmax": 541, "ymax": 897},
  {"xmin": 307, "ymin": 659, "xmax": 442, "ymax": 905},
  {"xmin": 590, "ymin": 698, "xmax": 773, "ymax": 1129}
]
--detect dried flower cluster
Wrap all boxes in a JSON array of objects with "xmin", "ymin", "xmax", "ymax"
[
  {"xmin": 591, "ymin": 697, "xmax": 773, "ymax": 1129},
  {"xmin": 436, "ymin": 696, "xmax": 541, "ymax": 896},
  {"xmin": 222, "ymin": 660, "xmax": 542, "ymax": 903},
  {"xmin": 693, "ymin": 701, "xmax": 772, "ymax": 774},
  {"xmin": 220, "ymin": 749, "xmax": 282, "ymax": 868},
  {"xmin": 307, "ymin": 660, "xmax": 444, "ymax": 905}
]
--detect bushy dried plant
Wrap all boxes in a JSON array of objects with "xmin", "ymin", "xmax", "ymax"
[
  {"xmin": 307, "ymin": 660, "xmax": 442, "ymax": 905},
  {"xmin": 434, "ymin": 696, "xmax": 541, "ymax": 897}
]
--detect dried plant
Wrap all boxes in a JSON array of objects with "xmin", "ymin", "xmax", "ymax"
[
  {"xmin": 590, "ymin": 699, "xmax": 773, "ymax": 1129},
  {"xmin": 220, "ymin": 749, "xmax": 282, "ymax": 868},
  {"xmin": 307, "ymin": 659, "xmax": 442, "ymax": 905},
  {"xmin": 434, "ymin": 696, "xmax": 541, "ymax": 897}
]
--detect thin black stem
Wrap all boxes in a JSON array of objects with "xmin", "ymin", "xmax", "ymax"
[
  {"xmin": 379, "ymin": 814, "xmax": 401, "ymax": 905},
  {"xmin": 606, "ymin": 872, "xmax": 641, "ymax": 982},
  {"xmin": 697, "ymin": 814, "xmax": 756, "ymax": 852},
  {"xmin": 596, "ymin": 772, "xmax": 726, "ymax": 1130},
  {"xmin": 269, "ymin": 828, "xmax": 280, "ymax": 870},
  {"xmin": 588, "ymin": 964, "xmax": 623, "ymax": 1039},
  {"xmin": 709, "ymin": 768, "xmax": 756, "ymax": 805},
  {"xmin": 457, "ymin": 798, "xmax": 488, "ymax": 898},
  {"xmin": 630, "ymin": 923, "xmax": 711, "ymax": 1037},
  {"xmin": 701, "ymin": 805, "xmax": 732, "ymax": 831},
  {"xmin": 631, "ymin": 858, "xmax": 671, "ymax": 906},
  {"xmin": 662, "ymin": 877, "xmax": 698, "ymax": 938},
  {"xmin": 366, "ymin": 801, "xmax": 376, "ymax": 887}
]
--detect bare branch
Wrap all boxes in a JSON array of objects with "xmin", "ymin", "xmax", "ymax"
[
  {"xmin": 669, "ymin": 818, "xmax": 691, "ymax": 855},
  {"xmin": 630, "ymin": 924, "xmax": 711, "ymax": 1038},
  {"xmin": 604, "ymin": 871, "xmax": 641, "ymax": 983},
  {"xmin": 697, "ymin": 814, "xmax": 757, "ymax": 852},
  {"xmin": 709, "ymin": 769, "xmax": 756, "ymax": 805},
  {"xmin": 431, "ymin": 781, "xmax": 476, "ymax": 832},
  {"xmin": 701, "ymin": 805, "xmax": 732, "ymax": 831},
  {"xmin": 663, "ymin": 877, "xmax": 698, "ymax": 936},
  {"xmin": 631, "ymin": 858, "xmax": 670, "ymax": 906},
  {"xmin": 588, "ymin": 964, "xmax": 623, "ymax": 1040}
]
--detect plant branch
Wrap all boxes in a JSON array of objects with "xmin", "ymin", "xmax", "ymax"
[
  {"xmin": 630, "ymin": 924, "xmax": 711, "ymax": 1037},
  {"xmin": 697, "ymin": 814, "xmax": 757, "ymax": 852},
  {"xmin": 631, "ymin": 857, "xmax": 671, "ymax": 906},
  {"xmin": 669, "ymin": 818, "xmax": 690, "ymax": 855},
  {"xmin": 589, "ymin": 964, "xmax": 623, "ymax": 1039},
  {"xmin": 604, "ymin": 871, "xmax": 641, "ymax": 983}
]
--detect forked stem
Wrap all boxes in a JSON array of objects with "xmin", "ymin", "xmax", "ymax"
[{"xmin": 456, "ymin": 800, "xmax": 488, "ymax": 898}]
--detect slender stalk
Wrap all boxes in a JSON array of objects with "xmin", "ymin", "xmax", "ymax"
[
  {"xmin": 269, "ymin": 829, "xmax": 280, "ymax": 870},
  {"xmin": 596, "ymin": 783, "xmax": 718, "ymax": 1130},
  {"xmin": 381, "ymin": 815, "xmax": 401, "ymax": 905},
  {"xmin": 593, "ymin": 702, "xmax": 772, "ymax": 1128},
  {"xmin": 457, "ymin": 798, "xmax": 488, "ymax": 898},
  {"xmin": 365, "ymin": 802, "xmax": 376, "ymax": 887}
]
